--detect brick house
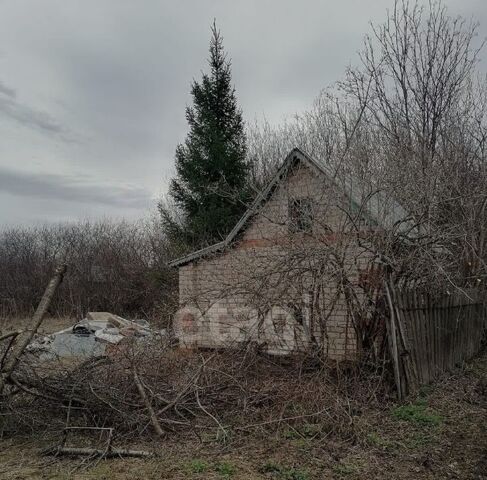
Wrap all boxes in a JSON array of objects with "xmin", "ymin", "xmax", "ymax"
[{"xmin": 170, "ymin": 148, "xmax": 411, "ymax": 359}]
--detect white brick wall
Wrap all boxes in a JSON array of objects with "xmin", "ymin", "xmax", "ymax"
[{"xmin": 175, "ymin": 160, "xmax": 376, "ymax": 360}]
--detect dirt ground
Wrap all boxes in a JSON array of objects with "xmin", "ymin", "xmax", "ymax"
[{"xmin": 0, "ymin": 346, "xmax": 486, "ymax": 480}]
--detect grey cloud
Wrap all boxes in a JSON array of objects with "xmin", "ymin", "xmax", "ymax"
[
  {"xmin": 0, "ymin": 81, "xmax": 15, "ymax": 98},
  {"xmin": 0, "ymin": 166, "xmax": 152, "ymax": 209},
  {"xmin": 0, "ymin": 80, "xmax": 73, "ymax": 140},
  {"xmin": 0, "ymin": 0, "xmax": 484, "ymax": 225}
]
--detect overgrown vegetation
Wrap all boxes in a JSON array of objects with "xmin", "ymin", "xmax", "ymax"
[
  {"xmin": 0, "ymin": 340, "xmax": 391, "ymax": 438},
  {"xmin": 0, "ymin": 347, "xmax": 485, "ymax": 479},
  {"xmin": 0, "ymin": 218, "xmax": 177, "ymax": 322},
  {"xmin": 0, "ymin": 1, "xmax": 487, "ymax": 478},
  {"xmin": 246, "ymin": 0, "xmax": 487, "ymax": 290}
]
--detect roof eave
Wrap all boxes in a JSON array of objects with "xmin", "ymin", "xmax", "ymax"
[
  {"xmin": 168, "ymin": 241, "xmax": 225, "ymax": 267},
  {"xmin": 167, "ymin": 147, "xmax": 414, "ymax": 267},
  {"xmin": 167, "ymin": 148, "xmax": 303, "ymax": 267}
]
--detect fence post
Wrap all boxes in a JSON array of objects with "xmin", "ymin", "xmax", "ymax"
[{"xmin": 385, "ymin": 281, "xmax": 403, "ymax": 400}]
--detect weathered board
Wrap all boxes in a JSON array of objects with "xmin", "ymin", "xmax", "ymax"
[{"xmin": 385, "ymin": 283, "xmax": 486, "ymax": 398}]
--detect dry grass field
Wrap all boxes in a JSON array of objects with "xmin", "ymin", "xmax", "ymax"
[{"xmin": 0, "ymin": 316, "xmax": 74, "ymax": 336}]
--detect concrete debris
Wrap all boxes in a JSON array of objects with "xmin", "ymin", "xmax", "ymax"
[
  {"xmin": 50, "ymin": 333, "xmax": 106, "ymax": 358},
  {"xmin": 94, "ymin": 328, "xmax": 124, "ymax": 344},
  {"xmin": 27, "ymin": 312, "xmax": 159, "ymax": 359}
]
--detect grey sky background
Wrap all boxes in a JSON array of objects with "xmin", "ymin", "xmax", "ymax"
[{"xmin": 0, "ymin": 0, "xmax": 486, "ymax": 226}]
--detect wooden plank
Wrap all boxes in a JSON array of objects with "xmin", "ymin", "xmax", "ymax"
[
  {"xmin": 464, "ymin": 301, "xmax": 470, "ymax": 360},
  {"xmin": 415, "ymin": 290, "xmax": 425, "ymax": 383},
  {"xmin": 461, "ymin": 300, "xmax": 467, "ymax": 364},
  {"xmin": 438, "ymin": 294, "xmax": 446, "ymax": 375},
  {"xmin": 466, "ymin": 301, "xmax": 472, "ymax": 360},
  {"xmin": 462, "ymin": 295, "xmax": 469, "ymax": 361},
  {"xmin": 408, "ymin": 291, "xmax": 421, "ymax": 384},
  {"xmin": 451, "ymin": 294, "xmax": 456, "ymax": 367},
  {"xmin": 453, "ymin": 294, "xmax": 460, "ymax": 367},
  {"xmin": 394, "ymin": 288, "xmax": 418, "ymax": 394},
  {"xmin": 427, "ymin": 292, "xmax": 434, "ymax": 380},
  {"xmin": 418, "ymin": 291, "xmax": 427, "ymax": 384},
  {"xmin": 452, "ymin": 295, "xmax": 460, "ymax": 368},
  {"xmin": 444, "ymin": 294, "xmax": 451, "ymax": 372},
  {"xmin": 385, "ymin": 286, "xmax": 485, "ymax": 392},
  {"xmin": 436, "ymin": 293, "xmax": 443, "ymax": 377},
  {"xmin": 423, "ymin": 290, "xmax": 433, "ymax": 383},
  {"xmin": 461, "ymin": 297, "xmax": 468, "ymax": 363},
  {"xmin": 384, "ymin": 282, "xmax": 402, "ymax": 400},
  {"xmin": 466, "ymin": 299, "xmax": 474, "ymax": 359},
  {"xmin": 430, "ymin": 291, "xmax": 438, "ymax": 380},
  {"xmin": 428, "ymin": 292, "xmax": 435, "ymax": 382}
]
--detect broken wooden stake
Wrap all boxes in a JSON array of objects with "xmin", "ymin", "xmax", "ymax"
[
  {"xmin": 42, "ymin": 446, "xmax": 154, "ymax": 458},
  {"xmin": 42, "ymin": 425, "xmax": 155, "ymax": 459},
  {"xmin": 133, "ymin": 368, "xmax": 165, "ymax": 437},
  {"xmin": 0, "ymin": 264, "xmax": 67, "ymax": 395}
]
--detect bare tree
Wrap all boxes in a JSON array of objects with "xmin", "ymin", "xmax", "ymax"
[
  {"xmin": 0, "ymin": 218, "xmax": 178, "ymax": 323},
  {"xmin": 246, "ymin": 0, "xmax": 487, "ymax": 291}
]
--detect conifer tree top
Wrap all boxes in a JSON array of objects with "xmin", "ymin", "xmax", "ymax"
[{"xmin": 162, "ymin": 21, "xmax": 250, "ymax": 249}]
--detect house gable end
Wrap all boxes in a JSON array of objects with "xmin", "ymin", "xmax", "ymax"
[
  {"xmin": 169, "ymin": 147, "xmax": 412, "ymax": 267},
  {"xmin": 240, "ymin": 156, "xmax": 349, "ymax": 245}
]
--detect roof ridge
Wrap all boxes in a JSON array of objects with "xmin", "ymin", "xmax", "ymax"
[{"xmin": 169, "ymin": 148, "xmax": 413, "ymax": 267}]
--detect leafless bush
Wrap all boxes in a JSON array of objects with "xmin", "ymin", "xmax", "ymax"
[
  {"xmin": 0, "ymin": 218, "xmax": 177, "ymax": 323},
  {"xmin": 246, "ymin": 0, "xmax": 487, "ymax": 291},
  {"xmin": 0, "ymin": 340, "xmax": 391, "ymax": 443}
]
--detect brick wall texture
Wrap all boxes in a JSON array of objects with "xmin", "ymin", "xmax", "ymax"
[{"xmin": 174, "ymin": 160, "xmax": 376, "ymax": 360}]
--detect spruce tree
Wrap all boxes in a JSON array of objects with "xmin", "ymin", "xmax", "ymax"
[{"xmin": 164, "ymin": 22, "xmax": 250, "ymax": 248}]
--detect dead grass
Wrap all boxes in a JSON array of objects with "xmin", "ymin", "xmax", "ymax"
[
  {"xmin": 0, "ymin": 316, "xmax": 74, "ymax": 335},
  {"xmin": 0, "ymin": 350, "xmax": 486, "ymax": 479}
]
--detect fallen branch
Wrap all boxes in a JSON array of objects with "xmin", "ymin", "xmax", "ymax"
[
  {"xmin": 10, "ymin": 373, "xmax": 86, "ymax": 405},
  {"xmin": 235, "ymin": 406, "xmax": 332, "ymax": 431},
  {"xmin": 42, "ymin": 446, "xmax": 154, "ymax": 458},
  {"xmin": 0, "ymin": 332, "xmax": 20, "ymax": 370},
  {"xmin": 0, "ymin": 264, "xmax": 67, "ymax": 395},
  {"xmin": 157, "ymin": 352, "xmax": 215, "ymax": 416},
  {"xmin": 133, "ymin": 368, "xmax": 164, "ymax": 437},
  {"xmin": 9, "ymin": 375, "xmax": 62, "ymax": 402},
  {"xmin": 0, "ymin": 331, "xmax": 22, "ymax": 343}
]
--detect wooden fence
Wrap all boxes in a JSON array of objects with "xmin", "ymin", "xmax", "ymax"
[{"xmin": 385, "ymin": 283, "xmax": 487, "ymax": 399}]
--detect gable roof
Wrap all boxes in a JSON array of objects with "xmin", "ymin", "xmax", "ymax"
[{"xmin": 169, "ymin": 148, "xmax": 415, "ymax": 267}]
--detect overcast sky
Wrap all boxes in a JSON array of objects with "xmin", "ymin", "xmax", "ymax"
[{"xmin": 0, "ymin": 0, "xmax": 485, "ymax": 226}]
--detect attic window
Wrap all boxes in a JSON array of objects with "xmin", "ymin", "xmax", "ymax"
[{"xmin": 289, "ymin": 198, "xmax": 313, "ymax": 233}]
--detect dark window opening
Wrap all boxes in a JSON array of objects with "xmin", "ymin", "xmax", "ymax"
[
  {"xmin": 289, "ymin": 198, "xmax": 313, "ymax": 233},
  {"xmin": 288, "ymin": 302, "xmax": 305, "ymax": 326}
]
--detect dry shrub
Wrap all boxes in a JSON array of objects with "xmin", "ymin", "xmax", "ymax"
[
  {"xmin": 1, "ymin": 340, "xmax": 392, "ymax": 445},
  {"xmin": 0, "ymin": 219, "xmax": 178, "ymax": 323}
]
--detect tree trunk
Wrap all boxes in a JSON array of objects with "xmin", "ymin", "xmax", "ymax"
[{"xmin": 0, "ymin": 264, "xmax": 67, "ymax": 395}]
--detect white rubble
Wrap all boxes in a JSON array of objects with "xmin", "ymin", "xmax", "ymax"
[{"xmin": 27, "ymin": 312, "xmax": 156, "ymax": 359}]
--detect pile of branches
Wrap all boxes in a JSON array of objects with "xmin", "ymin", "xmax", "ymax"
[
  {"xmin": 0, "ymin": 265, "xmax": 391, "ymax": 447},
  {"xmin": 1, "ymin": 340, "xmax": 392, "ymax": 443}
]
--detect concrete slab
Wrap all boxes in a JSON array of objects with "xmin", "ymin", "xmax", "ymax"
[{"xmin": 49, "ymin": 333, "xmax": 106, "ymax": 358}]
